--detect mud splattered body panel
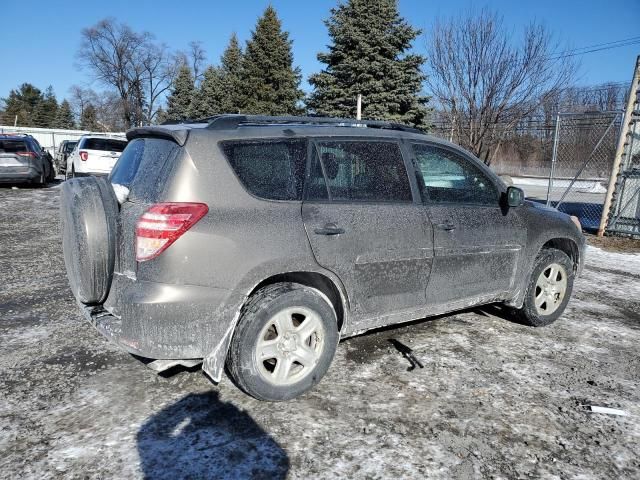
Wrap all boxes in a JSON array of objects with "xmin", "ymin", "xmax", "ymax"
[{"xmin": 63, "ymin": 122, "xmax": 586, "ymax": 381}]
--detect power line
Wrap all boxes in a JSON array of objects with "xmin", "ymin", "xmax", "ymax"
[{"xmin": 549, "ymin": 37, "xmax": 640, "ymax": 60}]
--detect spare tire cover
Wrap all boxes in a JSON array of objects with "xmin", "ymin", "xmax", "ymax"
[{"xmin": 60, "ymin": 176, "xmax": 118, "ymax": 305}]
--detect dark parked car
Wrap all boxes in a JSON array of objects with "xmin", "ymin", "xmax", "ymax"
[
  {"xmin": 61, "ymin": 115, "xmax": 585, "ymax": 401},
  {"xmin": 55, "ymin": 140, "xmax": 78, "ymax": 175},
  {"xmin": 0, "ymin": 134, "xmax": 54, "ymax": 186}
]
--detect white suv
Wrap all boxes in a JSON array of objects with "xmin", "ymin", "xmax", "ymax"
[{"xmin": 66, "ymin": 135, "xmax": 127, "ymax": 179}]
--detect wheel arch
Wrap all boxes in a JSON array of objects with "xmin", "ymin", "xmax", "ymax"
[
  {"xmin": 541, "ymin": 237, "xmax": 580, "ymax": 272},
  {"xmin": 249, "ymin": 271, "xmax": 348, "ymax": 333}
]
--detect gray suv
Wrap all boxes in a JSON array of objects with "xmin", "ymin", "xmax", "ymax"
[{"xmin": 61, "ymin": 115, "xmax": 585, "ymax": 401}]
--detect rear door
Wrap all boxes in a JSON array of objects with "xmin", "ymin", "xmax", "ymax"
[
  {"xmin": 84, "ymin": 138, "xmax": 127, "ymax": 173},
  {"xmin": 409, "ymin": 142, "xmax": 526, "ymax": 305},
  {"xmin": 301, "ymin": 138, "xmax": 433, "ymax": 330}
]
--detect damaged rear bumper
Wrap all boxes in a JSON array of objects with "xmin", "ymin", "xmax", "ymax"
[{"xmin": 79, "ymin": 274, "xmax": 239, "ymax": 381}]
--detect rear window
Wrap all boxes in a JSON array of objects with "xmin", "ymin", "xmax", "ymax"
[
  {"xmin": 64, "ymin": 142, "xmax": 77, "ymax": 153},
  {"xmin": 109, "ymin": 138, "xmax": 180, "ymax": 200},
  {"xmin": 82, "ymin": 138, "xmax": 126, "ymax": 152},
  {"xmin": 221, "ymin": 139, "xmax": 307, "ymax": 201},
  {"xmin": 0, "ymin": 140, "xmax": 28, "ymax": 153}
]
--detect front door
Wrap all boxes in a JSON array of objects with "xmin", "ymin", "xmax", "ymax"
[
  {"xmin": 301, "ymin": 139, "xmax": 433, "ymax": 329},
  {"xmin": 409, "ymin": 142, "xmax": 525, "ymax": 306}
]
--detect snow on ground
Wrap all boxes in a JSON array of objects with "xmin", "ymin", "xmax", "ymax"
[{"xmin": 1, "ymin": 185, "xmax": 639, "ymax": 479}]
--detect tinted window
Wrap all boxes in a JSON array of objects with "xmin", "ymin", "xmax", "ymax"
[
  {"xmin": 307, "ymin": 141, "xmax": 412, "ymax": 202},
  {"xmin": 0, "ymin": 140, "xmax": 28, "ymax": 153},
  {"xmin": 412, "ymin": 144, "xmax": 498, "ymax": 205},
  {"xmin": 110, "ymin": 138, "xmax": 180, "ymax": 201},
  {"xmin": 83, "ymin": 138, "xmax": 126, "ymax": 152},
  {"xmin": 64, "ymin": 142, "xmax": 77, "ymax": 153},
  {"xmin": 221, "ymin": 140, "xmax": 307, "ymax": 201}
]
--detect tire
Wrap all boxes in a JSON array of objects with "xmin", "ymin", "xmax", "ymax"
[
  {"xmin": 226, "ymin": 283, "xmax": 339, "ymax": 401},
  {"xmin": 60, "ymin": 176, "xmax": 118, "ymax": 305},
  {"xmin": 47, "ymin": 161, "xmax": 56, "ymax": 182},
  {"xmin": 37, "ymin": 170, "xmax": 46, "ymax": 187},
  {"xmin": 513, "ymin": 248, "xmax": 575, "ymax": 327},
  {"xmin": 66, "ymin": 166, "xmax": 75, "ymax": 181}
]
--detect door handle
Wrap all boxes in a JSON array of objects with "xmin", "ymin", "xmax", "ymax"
[
  {"xmin": 435, "ymin": 221, "xmax": 456, "ymax": 231},
  {"xmin": 314, "ymin": 223, "xmax": 345, "ymax": 235}
]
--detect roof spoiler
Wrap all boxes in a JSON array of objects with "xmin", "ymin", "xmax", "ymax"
[{"xmin": 126, "ymin": 127, "xmax": 190, "ymax": 146}]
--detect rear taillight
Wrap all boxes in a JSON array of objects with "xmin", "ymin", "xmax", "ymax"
[
  {"xmin": 16, "ymin": 151, "xmax": 37, "ymax": 158},
  {"xmin": 79, "ymin": 151, "xmax": 88, "ymax": 161},
  {"xmin": 135, "ymin": 203, "xmax": 208, "ymax": 262}
]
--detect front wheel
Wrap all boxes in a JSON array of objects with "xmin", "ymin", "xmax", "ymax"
[
  {"xmin": 226, "ymin": 283, "xmax": 339, "ymax": 401},
  {"xmin": 513, "ymin": 248, "xmax": 575, "ymax": 327}
]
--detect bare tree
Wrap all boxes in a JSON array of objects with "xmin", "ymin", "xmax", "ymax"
[
  {"xmin": 69, "ymin": 85, "xmax": 127, "ymax": 131},
  {"xmin": 426, "ymin": 8, "xmax": 576, "ymax": 164},
  {"xmin": 139, "ymin": 42, "xmax": 179, "ymax": 123},
  {"xmin": 77, "ymin": 18, "xmax": 182, "ymax": 127},
  {"xmin": 188, "ymin": 41, "xmax": 207, "ymax": 84}
]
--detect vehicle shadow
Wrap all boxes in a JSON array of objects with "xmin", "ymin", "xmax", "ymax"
[
  {"xmin": 136, "ymin": 391, "xmax": 289, "ymax": 480},
  {"xmin": 474, "ymin": 303, "xmax": 528, "ymax": 325}
]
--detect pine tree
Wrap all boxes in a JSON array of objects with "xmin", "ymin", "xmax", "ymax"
[
  {"xmin": 219, "ymin": 33, "xmax": 244, "ymax": 113},
  {"xmin": 190, "ymin": 66, "xmax": 225, "ymax": 118},
  {"xmin": 55, "ymin": 100, "xmax": 76, "ymax": 129},
  {"xmin": 2, "ymin": 83, "xmax": 43, "ymax": 126},
  {"xmin": 166, "ymin": 65, "xmax": 195, "ymax": 121},
  {"xmin": 308, "ymin": 0, "xmax": 429, "ymax": 127},
  {"xmin": 33, "ymin": 86, "xmax": 58, "ymax": 127},
  {"xmin": 81, "ymin": 104, "xmax": 99, "ymax": 131},
  {"xmin": 240, "ymin": 6, "xmax": 303, "ymax": 115}
]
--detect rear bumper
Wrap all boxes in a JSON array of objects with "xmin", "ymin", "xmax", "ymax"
[
  {"xmin": 0, "ymin": 165, "xmax": 41, "ymax": 183},
  {"xmin": 83, "ymin": 273, "xmax": 233, "ymax": 360}
]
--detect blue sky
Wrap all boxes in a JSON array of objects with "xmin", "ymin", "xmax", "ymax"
[{"xmin": 1, "ymin": 0, "xmax": 639, "ymax": 101}]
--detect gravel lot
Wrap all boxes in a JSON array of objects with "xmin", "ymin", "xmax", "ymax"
[{"xmin": 1, "ymin": 184, "xmax": 639, "ymax": 479}]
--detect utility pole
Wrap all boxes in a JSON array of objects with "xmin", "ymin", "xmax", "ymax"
[
  {"xmin": 598, "ymin": 55, "xmax": 640, "ymax": 236},
  {"xmin": 356, "ymin": 94, "xmax": 362, "ymax": 120}
]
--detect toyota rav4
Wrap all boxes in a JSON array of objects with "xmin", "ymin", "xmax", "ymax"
[{"xmin": 60, "ymin": 115, "xmax": 585, "ymax": 401}]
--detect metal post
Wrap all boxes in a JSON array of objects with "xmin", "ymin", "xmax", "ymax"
[
  {"xmin": 598, "ymin": 55, "xmax": 640, "ymax": 236},
  {"xmin": 356, "ymin": 94, "xmax": 362, "ymax": 120},
  {"xmin": 546, "ymin": 113, "xmax": 561, "ymax": 207}
]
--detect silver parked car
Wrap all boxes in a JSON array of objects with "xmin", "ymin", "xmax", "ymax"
[
  {"xmin": 61, "ymin": 115, "xmax": 585, "ymax": 401},
  {"xmin": 0, "ymin": 134, "xmax": 54, "ymax": 186}
]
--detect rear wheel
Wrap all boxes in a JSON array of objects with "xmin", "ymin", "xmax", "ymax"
[
  {"xmin": 513, "ymin": 248, "xmax": 574, "ymax": 327},
  {"xmin": 226, "ymin": 283, "xmax": 339, "ymax": 401}
]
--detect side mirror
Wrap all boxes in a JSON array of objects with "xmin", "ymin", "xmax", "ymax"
[{"xmin": 506, "ymin": 186, "xmax": 525, "ymax": 207}]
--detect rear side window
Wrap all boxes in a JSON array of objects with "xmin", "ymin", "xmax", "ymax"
[
  {"xmin": 109, "ymin": 138, "xmax": 180, "ymax": 200},
  {"xmin": 221, "ymin": 139, "xmax": 307, "ymax": 201},
  {"xmin": 82, "ymin": 138, "xmax": 126, "ymax": 152},
  {"xmin": 307, "ymin": 140, "xmax": 412, "ymax": 202}
]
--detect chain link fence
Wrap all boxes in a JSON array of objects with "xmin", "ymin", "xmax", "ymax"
[
  {"xmin": 607, "ymin": 109, "xmax": 640, "ymax": 236},
  {"xmin": 546, "ymin": 111, "xmax": 623, "ymax": 230}
]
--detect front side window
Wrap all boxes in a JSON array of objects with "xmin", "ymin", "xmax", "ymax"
[
  {"xmin": 307, "ymin": 140, "xmax": 412, "ymax": 203},
  {"xmin": 412, "ymin": 143, "xmax": 498, "ymax": 205},
  {"xmin": 221, "ymin": 139, "xmax": 307, "ymax": 201}
]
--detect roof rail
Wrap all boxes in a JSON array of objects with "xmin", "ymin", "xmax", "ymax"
[{"xmin": 202, "ymin": 114, "xmax": 424, "ymax": 134}]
